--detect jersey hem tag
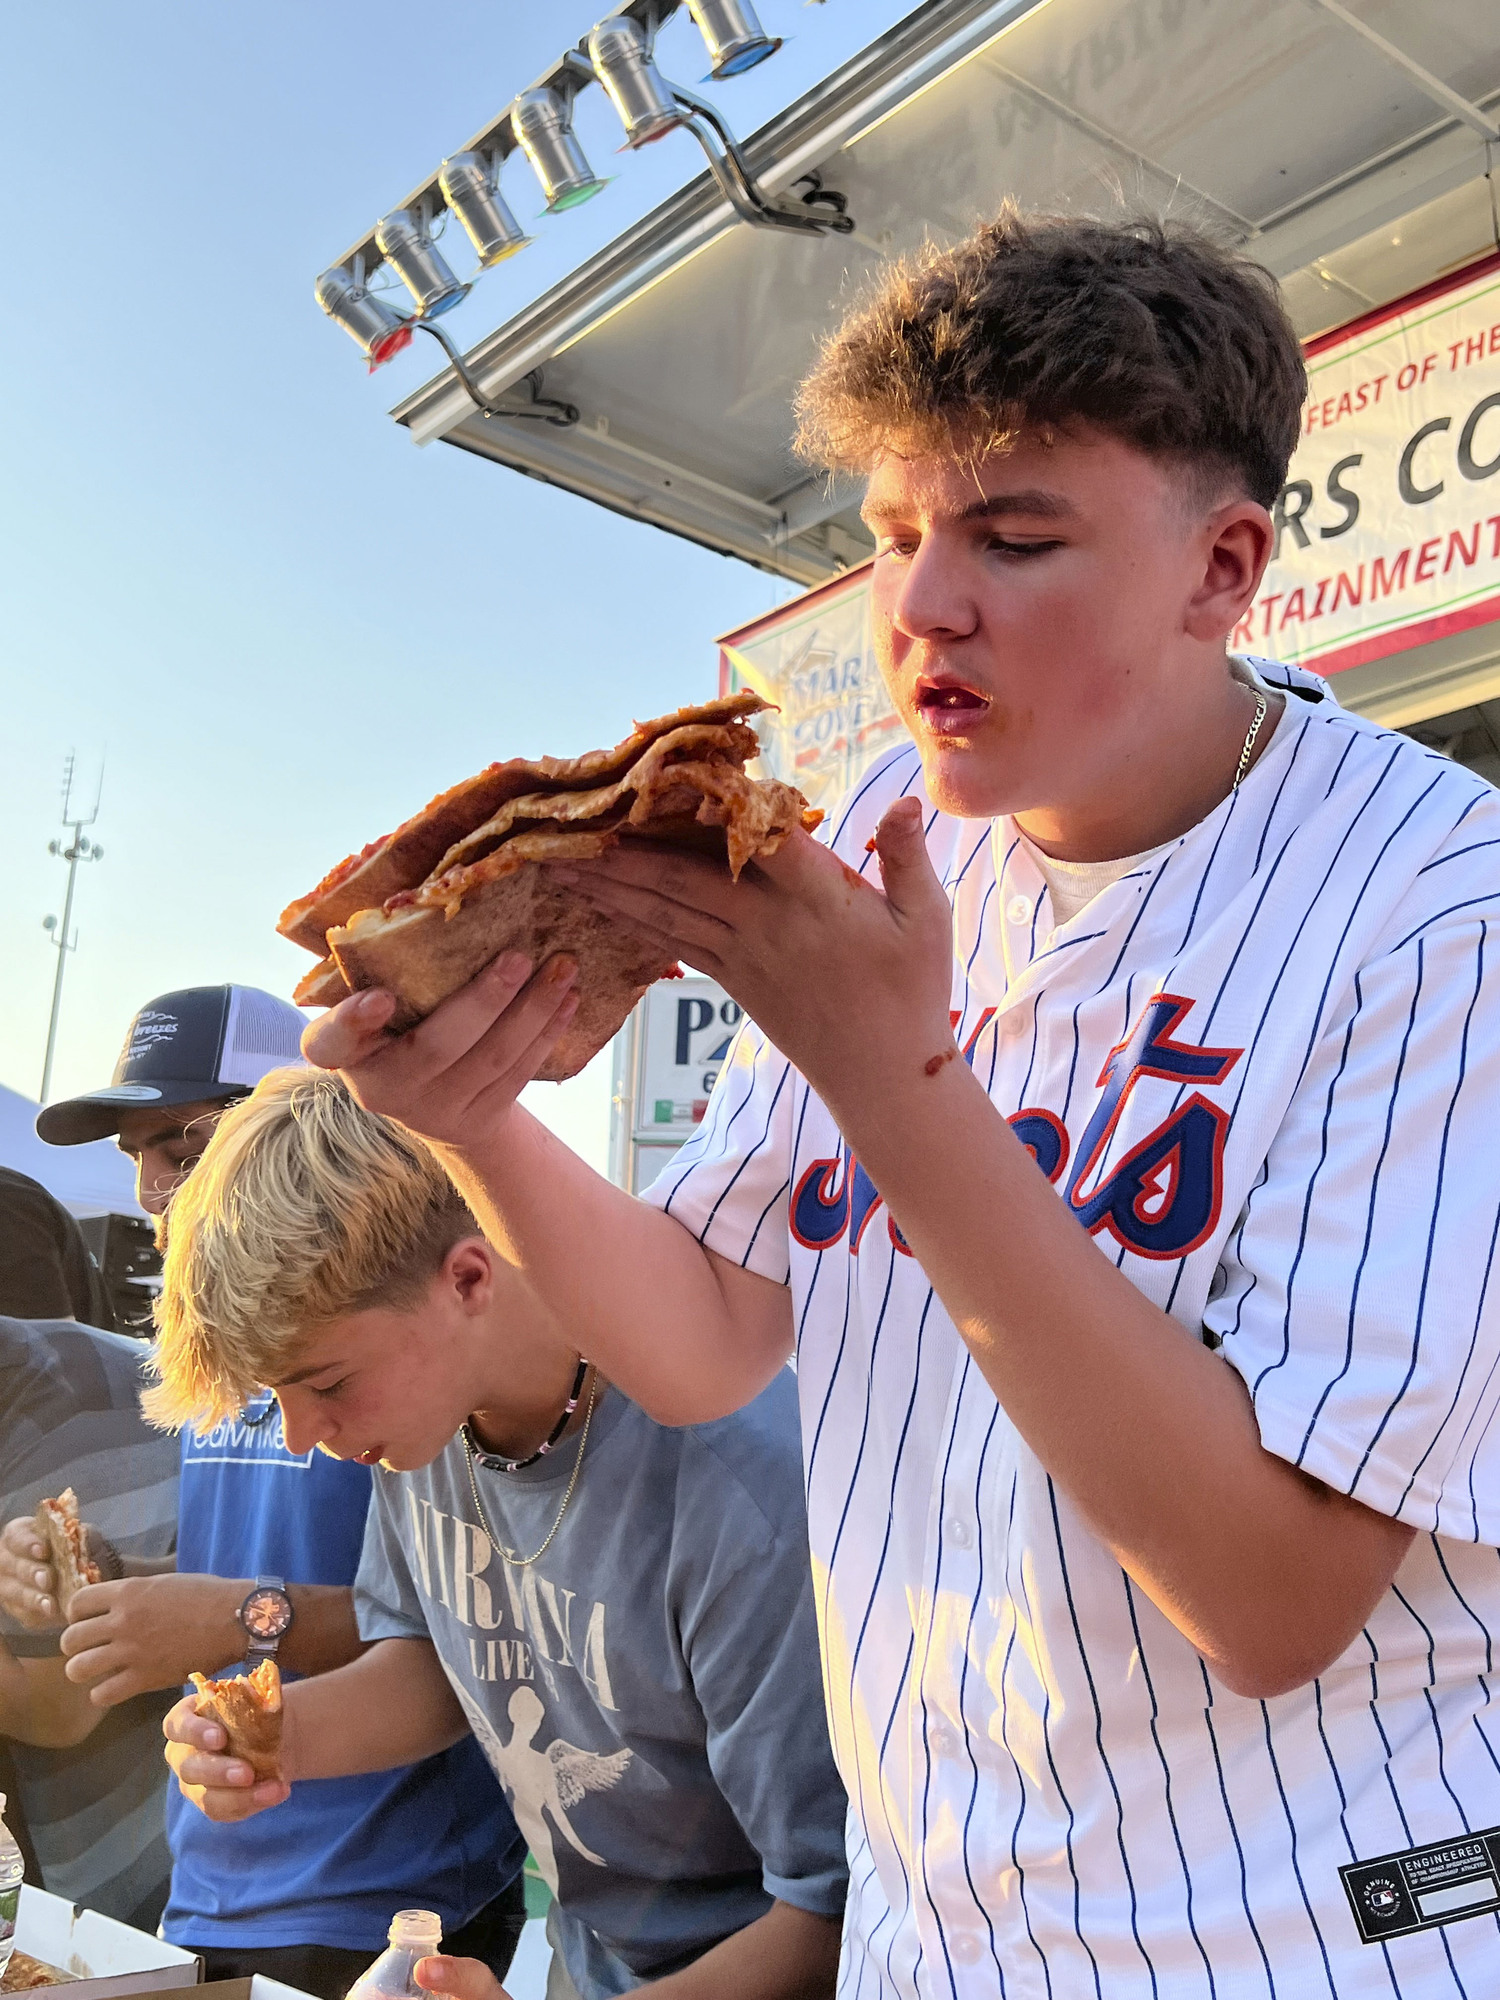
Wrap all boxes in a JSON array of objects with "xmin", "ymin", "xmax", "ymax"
[{"xmin": 1341, "ymin": 1826, "xmax": 1500, "ymax": 1942}]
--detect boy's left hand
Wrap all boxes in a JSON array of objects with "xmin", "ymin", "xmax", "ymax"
[
  {"xmin": 415, "ymin": 1955, "xmax": 512, "ymax": 2000},
  {"xmin": 554, "ymin": 796, "xmax": 957, "ymax": 1100}
]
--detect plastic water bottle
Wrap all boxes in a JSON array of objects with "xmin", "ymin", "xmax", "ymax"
[
  {"xmin": 0, "ymin": 1794, "xmax": 24, "ymax": 1982},
  {"xmin": 345, "ymin": 1911, "xmax": 444, "ymax": 2000}
]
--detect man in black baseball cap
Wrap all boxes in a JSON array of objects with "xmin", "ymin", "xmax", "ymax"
[{"xmin": 38, "ymin": 983, "xmax": 305, "ymax": 1157}]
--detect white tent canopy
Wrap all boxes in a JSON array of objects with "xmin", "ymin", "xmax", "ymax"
[{"xmin": 0, "ymin": 1085, "xmax": 144, "ymax": 1218}]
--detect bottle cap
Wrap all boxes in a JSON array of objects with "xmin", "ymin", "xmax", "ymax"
[{"xmin": 388, "ymin": 1911, "xmax": 443, "ymax": 1949}]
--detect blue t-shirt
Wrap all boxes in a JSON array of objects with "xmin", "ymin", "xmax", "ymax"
[{"xmin": 164, "ymin": 1394, "xmax": 525, "ymax": 1953}]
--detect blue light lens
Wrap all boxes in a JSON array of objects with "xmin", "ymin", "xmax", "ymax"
[{"xmin": 714, "ymin": 41, "xmax": 777, "ymax": 76}]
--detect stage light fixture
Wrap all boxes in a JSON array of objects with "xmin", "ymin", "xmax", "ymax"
[
  {"xmin": 686, "ymin": 0, "xmax": 781, "ymax": 77},
  {"xmin": 374, "ymin": 209, "xmax": 469, "ymax": 316},
  {"xmin": 439, "ymin": 153, "xmax": 532, "ymax": 266},
  {"xmin": 512, "ymin": 86, "xmax": 606, "ymax": 211},
  {"xmin": 314, "ymin": 267, "xmax": 413, "ymax": 369},
  {"xmin": 588, "ymin": 16, "xmax": 684, "ymax": 147}
]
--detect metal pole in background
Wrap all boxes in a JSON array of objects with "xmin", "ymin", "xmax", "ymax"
[{"xmin": 40, "ymin": 754, "xmax": 104, "ymax": 1104}]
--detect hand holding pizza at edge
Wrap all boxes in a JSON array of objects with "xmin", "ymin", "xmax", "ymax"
[
  {"xmin": 162, "ymin": 1678, "xmax": 292, "ymax": 1822},
  {"xmin": 0, "ymin": 1517, "xmax": 62, "ymax": 1629}
]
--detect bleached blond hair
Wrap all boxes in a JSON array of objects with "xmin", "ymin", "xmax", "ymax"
[{"xmin": 144, "ymin": 1066, "xmax": 478, "ymax": 1433}]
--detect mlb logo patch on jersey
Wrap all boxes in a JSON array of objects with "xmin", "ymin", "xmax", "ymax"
[{"xmin": 1342, "ymin": 1828, "xmax": 1500, "ymax": 1942}]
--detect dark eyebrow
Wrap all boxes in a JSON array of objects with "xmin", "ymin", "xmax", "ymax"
[
  {"xmin": 862, "ymin": 488, "xmax": 1080, "ymax": 528},
  {"xmin": 118, "ymin": 1125, "xmax": 193, "ymax": 1154}
]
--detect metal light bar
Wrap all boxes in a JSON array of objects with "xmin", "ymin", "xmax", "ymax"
[
  {"xmin": 319, "ymin": 4, "xmax": 756, "ymax": 304},
  {"xmin": 316, "ymin": 0, "xmax": 847, "ymax": 372}
]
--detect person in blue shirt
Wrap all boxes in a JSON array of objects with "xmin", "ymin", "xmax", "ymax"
[{"xmin": 0, "ymin": 988, "xmax": 526, "ymax": 2000}]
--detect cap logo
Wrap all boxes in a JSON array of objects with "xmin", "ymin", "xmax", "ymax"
[{"xmin": 89, "ymin": 1084, "xmax": 165, "ymax": 1104}]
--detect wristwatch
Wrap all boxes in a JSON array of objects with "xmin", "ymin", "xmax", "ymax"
[{"xmin": 237, "ymin": 1575, "xmax": 294, "ymax": 1663}]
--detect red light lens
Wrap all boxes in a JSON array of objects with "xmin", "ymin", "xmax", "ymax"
[{"xmin": 367, "ymin": 324, "xmax": 413, "ymax": 371}]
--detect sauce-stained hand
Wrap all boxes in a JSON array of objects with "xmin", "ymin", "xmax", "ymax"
[
  {"xmin": 162, "ymin": 1693, "xmax": 290, "ymax": 1820},
  {"xmin": 300, "ymin": 954, "xmax": 579, "ymax": 1152},
  {"xmin": 551, "ymin": 799, "xmax": 957, "ymax": 1103}
]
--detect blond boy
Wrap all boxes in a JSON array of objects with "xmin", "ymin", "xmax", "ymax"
[{"xmin": 153, "ymin": 1067, "xmax": 847, "ymax": 2000}]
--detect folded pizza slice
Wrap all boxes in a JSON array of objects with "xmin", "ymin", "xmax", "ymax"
[
  {"xmin": 277, "ymin": 691, "xmax": 774, "ymax": 955},
  {"xmin": 285, "ymin": 695, "xmax": 818, "ymax": 1078},
  {"xmin": 34, "ymin": 1489, "xmax": 101, "ymax": 1620},
  {"xmin": 189, "ymin": 1657, "xmax": 284, "ymax": 1781}
]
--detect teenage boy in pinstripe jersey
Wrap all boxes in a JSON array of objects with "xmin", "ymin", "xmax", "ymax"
[{"xmin": 306, "ymin": 213, "xmax": 1500, "ymax": 1994}]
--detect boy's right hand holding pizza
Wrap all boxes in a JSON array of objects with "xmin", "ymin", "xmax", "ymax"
[
  {"xmin": 301, "ymin": 953, "xmax": 579, "ymax": 1150},
  {"xmin": 162, "ymin": 1690, "xmax": 293, "ymax": 1820}
]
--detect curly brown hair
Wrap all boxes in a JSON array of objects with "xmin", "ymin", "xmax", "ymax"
[{"xmin": 795, "ymin": 208, "xmax": 1306, "ymax": 508}]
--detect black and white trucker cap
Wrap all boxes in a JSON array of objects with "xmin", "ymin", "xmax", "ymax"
[{"xmin": 36, "ymin": 985, "xmax": 307, "ymax": 1146}]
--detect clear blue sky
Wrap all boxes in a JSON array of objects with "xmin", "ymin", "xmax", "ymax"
[{"xmin": 0, "ymin": 1, "xmax": 908, "ymax": 1168}]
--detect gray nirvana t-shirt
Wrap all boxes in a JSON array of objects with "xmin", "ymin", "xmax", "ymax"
[{"xmin": 355, "ymin": 1371, "xmax": 847, "ymax": 1998}]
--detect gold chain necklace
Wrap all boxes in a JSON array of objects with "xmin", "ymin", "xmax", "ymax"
[
  {"xmin": 463, "ymin": 1371, "xmax": 599, "ymax": 1568},
  {"xmin": 1233, "ymin": 689, "xmax": 1270, "ymax": 791}
]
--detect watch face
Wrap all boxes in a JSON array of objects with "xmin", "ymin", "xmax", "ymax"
[{"xmin": 242, "ymin": 1588, "xmax": 291, "ymax": 1639}]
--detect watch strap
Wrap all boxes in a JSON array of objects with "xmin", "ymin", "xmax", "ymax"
[{"xmin": 96, "ymin": 1537, "xmax": 126, "ymax": 1583}]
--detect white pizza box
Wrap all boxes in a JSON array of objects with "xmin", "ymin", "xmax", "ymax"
[
  {"xmin": 129, "ymin": 1981, "xmax": 314, "ymax": 2000},
  {"xmin": 12, "ymin": 1885, "xmax": 199, "ymax": 1998}
]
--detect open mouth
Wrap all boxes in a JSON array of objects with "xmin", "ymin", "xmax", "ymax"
[{"xmin": 914, "ymin": 677, "xmax": 991, "ymax": 735}]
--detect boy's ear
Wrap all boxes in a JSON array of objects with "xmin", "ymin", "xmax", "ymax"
[
  {"xmin": 1185, "ymin": 499, "xmax": 1273, "ymax": 644},
  {"xmin": 445, "ymin": 1235, "xmax": 495, "ymax": 1311}
]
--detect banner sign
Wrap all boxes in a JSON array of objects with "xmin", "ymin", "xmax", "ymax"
[
  {"xmin": 718, "ymin": 563, "xmax": 906, "ymax": 814},
  {"xmin": 1235, "ymin": 253, "xmax": 1500, "ymax": 676}
]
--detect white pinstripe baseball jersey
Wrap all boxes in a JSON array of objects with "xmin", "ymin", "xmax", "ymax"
[{"xmin": 644, "ymin": 657, "xmax": 1500, "ymax": 1996}]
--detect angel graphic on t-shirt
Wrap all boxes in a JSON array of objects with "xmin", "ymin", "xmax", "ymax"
[{"xmin": 447, "ymin": 1677, "xmax": 632, "ymax": 1891}]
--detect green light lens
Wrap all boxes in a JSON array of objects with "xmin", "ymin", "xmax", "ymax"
[{"xmin": 547, "ymin": 179, "xmax": 606, "ymax": 213}]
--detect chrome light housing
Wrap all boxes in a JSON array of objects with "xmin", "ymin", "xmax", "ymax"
[
  {"xmin": 313, "ymin": 266, "xmax": 413, "ymax": 369},
  {"xmin": 373, "ymin": 209, "xmax": 468, "ymax": 317},
  {"xmin": 438, "ymin": 153, "xmax": 531, "ymax": 266},
  {"xmin": 588, "ymin": 16, "xmax": 684, "ymax": 147},
  {"xmin": 511, "ymin": 86, "xmax": 606, "ymax": 210},
  {"xmin": 686, "ymin": 0, "xmax": 780, "ymax": 77}
]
